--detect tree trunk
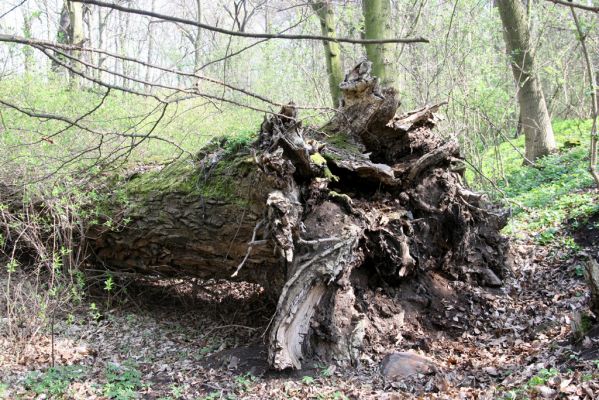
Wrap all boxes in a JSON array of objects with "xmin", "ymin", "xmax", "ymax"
[
  {"xmin": 90, "ymin": 61, "xmax": 508, "ymax": 371},
  {"xmin": 496, "ymin": 0, "xmax": 556, "ymax": 162},
  {"xmin": 361, "ymin": 0, "xmax": 397, "ymax": 90},
  {"xmin": 69, "ymin": 1, "xmax": 84, "ymax": 89},
  {"xmin": 96, "ymin": 5, "xmax": 106, "ymax": 83},
  {"xmin": 21, "ymin": 7, "xmax": 34, "ymax": 73},
  {"xmin": 145, "ymin": 0, "xmax": 156, "ymax": 91},
  {"xmin": 53, "ymin": 0, "xmax": 84, "ymax": 88},
  {"xmin": 194, "ymin": 0, "xmax": 202, "ymax": 73},
  {"xmin": 310, "ymin": 1, "xmax": 344, "ymax": 107}
]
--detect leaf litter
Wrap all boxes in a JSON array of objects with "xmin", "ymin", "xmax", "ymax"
[{"xmin": 1, "ymin": 218, "xmax": 598, "ymax": 399}]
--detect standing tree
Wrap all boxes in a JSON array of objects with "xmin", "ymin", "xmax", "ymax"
[
  {"xmin": 310, "ymin": 1, "xmax": 344, "ymax": 106},
  {"xmin": 361, "ymin": 0, "xmax": 397, "ymax": 90},
  {"xmin": 144, "ymin": 0, "xmax": 156, "ymax": 90},
  {"xmin": 496, "ymin": 0, "xmax": 556, "ymax": 162},
  {"xmin": 54, "ymin": 0, "xmax": 85, "ymax": 87},
  {"xmin": 176, "ymin": 0, "xmax": 203, "ymax": 74}
]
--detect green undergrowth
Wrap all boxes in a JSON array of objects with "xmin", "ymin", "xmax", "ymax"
[
  {"xmin": 469, "ymin": 119, "xmax": 599, "ymax": 241},
  {"xmin": 19, "ymin": 361, "xmax": 144, "ymax": 399},
  {"xmin": 0, "ymin": 75, "xmax": 262, "ymax": 179}
]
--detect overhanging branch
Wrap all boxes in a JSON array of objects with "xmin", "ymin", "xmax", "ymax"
[
  {"xmin": 545, "ymin": 0, "xmax": 599, "ymax": 13},
  {"xmin": 71, "ymin": 0, "xmax": 429, "ymax": 44}
]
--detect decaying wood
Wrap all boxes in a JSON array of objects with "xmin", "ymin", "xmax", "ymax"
[
  {"xmin": 586, "ymin": 258, "xmax": 599, "ymax": 314},
  {"xmin": 90, "ymin": 60, "xmax": 508, "ymax": 371}
]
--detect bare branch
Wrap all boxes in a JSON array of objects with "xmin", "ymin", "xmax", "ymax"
[
  {"xmin": 545, "ymin": 0, "xmax": 599, "ymax": 13},
  {"xmin": 0, "ymin": 0, "xmax": 27, "ymax": 20},
  {"xmin": 0, "ymin": 34, "xmax": 333, "ymax": 112},
  {"xmin": 71, "ymin": 0, "xmax": 429, "ymax": 44}
]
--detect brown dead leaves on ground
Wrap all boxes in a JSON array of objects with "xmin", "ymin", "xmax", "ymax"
[{"xmin": 0, "ymin": 238, "xmax": 598, "ymax": 399}]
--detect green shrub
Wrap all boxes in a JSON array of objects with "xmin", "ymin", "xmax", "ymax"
[
  {"xmin": 102, "ymin": 361, "xmax": 143, "ymax": 400},
  {"xmin": 24, "ymin": 365, "xmax": 85, "ymax": 397}
]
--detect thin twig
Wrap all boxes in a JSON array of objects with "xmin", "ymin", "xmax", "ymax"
[{"xmin": 231, "ymin": 220, "xmax": 265, "ymax": 278}]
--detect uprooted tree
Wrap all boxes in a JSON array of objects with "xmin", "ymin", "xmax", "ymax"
[{"xmin": 89, "ymin": 61, "xmax": 508, "ymax": 370}]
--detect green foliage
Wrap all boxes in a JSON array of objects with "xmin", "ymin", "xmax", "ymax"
[
  {"xmin": 104, "ymin": 274, "xmax": 115, "ymax": 292},
  {"xmin": 103, "ymin": 361, "xmax": 143, "ymax": 400},
  {"xmin": 0, "ymin": 76, "xmax": 262, "ymax": 182},
  {"xmin": 223, "ymin": 129, "xmax": 257, "ymax": 155},
  {"xmin": 24, "ymin": 365, "xmax": 85, "ymax": 397},
  {"xmin": 0, "ymin": 383, "xmax": 7, "ymax": 399},
  {"xmin": 319, "ymin": 365, "xmax": 333, "ymax": 378},
  {"xmin": 234, "ymin": 372, "xmax": 256, "ymax": 392},
  {"xmin": 5, "ymin": 258, "xmax": 19, "ymax": 273},
  {"xmin": 500, "ymin": 368, "xmax": 561, "ymax": 399},
  {"xmin": 89, "ymin": 302, "xmax": 101, "ymax": 321},
  {"xmin": 301, "ymin": 375, "xmax": 315, "ymax": 385},
  {"xmin": 526, "ymin": 368, "xmax": 558, "ymax": 387},
  {"xmin": 470, "ymin": 119, "xmax": 598, "ymax": 241}
]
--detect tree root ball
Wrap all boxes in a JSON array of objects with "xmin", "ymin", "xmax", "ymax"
[{"xmin": 90, "ymin": 60, "xmax": 509, "ymax": 370}]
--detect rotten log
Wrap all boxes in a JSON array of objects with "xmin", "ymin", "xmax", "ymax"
[{"xmin": 89, "ymin": 60, "xmax": 508, "ymax": 370}]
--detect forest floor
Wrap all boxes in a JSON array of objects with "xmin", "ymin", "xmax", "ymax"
[
  {"xmin": 2, "ymin": 121, "xmax": 599, "ymax": 399},
  {"xmin": 0, "ymin": 207, "xmax": 598, "ymax": 400}
]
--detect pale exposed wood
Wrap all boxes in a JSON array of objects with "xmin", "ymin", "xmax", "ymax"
[{"xmin": 586, "ymin": 258, "xmax": 599, "ymax": 315}]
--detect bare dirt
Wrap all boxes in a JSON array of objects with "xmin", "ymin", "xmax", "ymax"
[{"xmin": 571, "ymin": 211, "xmax": 599, "ymax": 253}]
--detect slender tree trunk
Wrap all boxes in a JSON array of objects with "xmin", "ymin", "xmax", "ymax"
[
  {"xmin": 194, "ymin": 0, "xmax": 202, "ymax": 73},
  {"xmin": 310, "ymin": 1, "xmax": 344, "ymax": 107},
  {"xmin": 53, "ymin": 1, "xmax": 84, "ymax": 88},
  {"xmin": 570, "ymin": 7, "xmax": 599, "ymax": 187},
  {"xmin": 21, "ymin": 8, "xmax": 34, "ymax": 73},
  {"xmin": 119, "ymin": 9, "xmax": 131, "ymax": 88},
  {"xmin": 69, "ymin": 1, "xmax": 84, "ymax": 89},
  {"xmin": 53, "ymin": 1, "xmax": 70, "ymax": 74},
  {"xmin": 96, "ymin": 6, "xmax": 106, "ymax": 83},
  {"xmin": 496, "ymin": 0, "xmax": 556, "ymax": 162},
  {"xmin": 361, "ymin": 0, "xmax": 397, "ymax": 90},
  {"xmin": 145, "ymin": 0, "xmax": 156, "ymax": 91}
]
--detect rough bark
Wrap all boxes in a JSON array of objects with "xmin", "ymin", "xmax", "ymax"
[
  {"xmin": 361, "ymin": 0, "xmax": 397, "ymax": 90},
  {"xmin": 496, "ymin": 0, "xmax": 556, "ymax": 162},
  {"xmin": 90, "ymin": 60, "xmax": 508, "ymax": 371},
  {"xmin": 311, "ymin": 1, "xmax": 345, "ymax": 106},
  {"xmin": 587, "ymin": 258, "xmax": 599, "ymax": 315}
]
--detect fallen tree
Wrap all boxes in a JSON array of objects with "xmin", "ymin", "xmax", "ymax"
[{"xmin": 89, "ymin": 61, "xmax": 508, "ymax": 370}]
